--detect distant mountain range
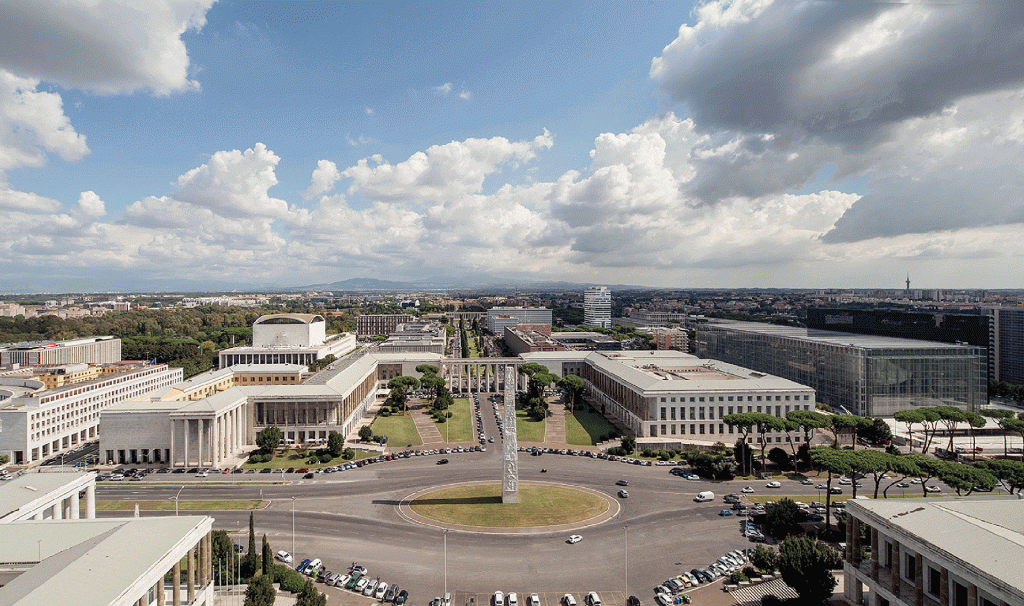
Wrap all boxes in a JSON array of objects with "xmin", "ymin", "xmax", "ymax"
[{"xmin": 291, "ymin": 276, "xmax": 649, "ymax": 293}]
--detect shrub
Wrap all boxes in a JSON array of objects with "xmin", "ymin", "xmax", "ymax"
[
  {"xmin": 642, "ymin": 448, "xmax": 654, "ymax": 458},
  {"xmin": 342, "ymin": 448, "xmax": 355, "ymax": 460},
  {"xmin": 318, "ymin": 453, "xmax": 332, "ymax": 463},
  {"xmin": 274, "ymin": 564, "xmax": 307, "ymax": 593},
  {"xmin": 728, "ymin": 571, "xmax": 749, "ymax": 584},
  {"xmin": 446, "ymin": 411, "xmax": 453, "ymax": 418},
  {"xmin": 742, "ymin": 565, "xmax": 759, "ymax": 578},
  {"xmin": 380, "ymin": 409, "xmax": 391, "ymax": 417}
]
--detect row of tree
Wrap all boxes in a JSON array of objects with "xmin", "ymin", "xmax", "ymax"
[{"xmin": 893, "ymin": 406, "xmax": 989, "ymax": 455}]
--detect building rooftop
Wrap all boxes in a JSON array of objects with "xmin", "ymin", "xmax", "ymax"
[
  {"xmin": 0, "ymin": 516, "xmax": 210, "ymax": 606},
  {"xmin": 0, "ymin": 471, "xmax": 95, "ymax": 523},
  {"xmin": 847, "ymin": 496, "xmax": 1024, "ymax": 598},
  {"xmin": 707, "ymin": 320, "xmax": 981, "ymax": 350}
]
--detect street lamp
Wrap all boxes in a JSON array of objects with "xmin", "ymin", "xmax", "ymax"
[
  {"xmin": 291, "ymin": 496, "xmax": 296, "ymax": 560},
  {"xmin": 443, "ymin": 529, "xmax": 449, "ymax": 599},
  {"xmin": 173, "ymin": 485, "xmax": 184, "ymax": 516},
  {"xmin": 624, "ymin": 524, "xmax": 628, "ymax": 601}
]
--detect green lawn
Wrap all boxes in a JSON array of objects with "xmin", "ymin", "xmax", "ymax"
[
  {"xmin": 370, "ymin": 414, "xmax": 423, "ymax": 447},
  {"xmin": 410, "ymin": 484, "xmax": 607, "ymax": 527},
  {"xmin": 565, "ymin": 408, "xmax": 617, "ymax": 446},
  {"xmin": 434, "ymin": 397, "xmax": 473, "ymax": 442},
  {"xmin": 516, "ymin": 403, "xmax": 546, "ymax": 443},
  {"xmin": 242, "ymin": 448, "xmax": 376, "ymax": 469}
]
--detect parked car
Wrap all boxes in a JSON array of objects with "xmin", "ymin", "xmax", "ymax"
[
  {"xmin": 437, "ymin": 458, "xmax": 449, "ymax": 465},
  {"xmin": 563, "ymin": 595, "xmax": 577, "ymax": 606},
  {"xmin": 528, "ymin": 594, "xmax": 540, "ymax": 606},
  {"xmin": 586, "ymin": 592, "xmax": 602, "ymax": 606},
  {"xmin": 375, "ymin": 582, "xmax": 389, "ymax": 600},
  {"xmin": 508, "ymin": 592, "xmax": 518, "ymax": 606},
  {"xmin": 493, "ymin": 591, "xmax": 504, "ymax": 606},
  {"xmin": 394, "ymin": 589, "xmax": 408, "ymax": 606},
  {"xmin": 274, "ymin": 550, "xmax": 293, "ymax": 563},
  {"xmin": 384, "ymin": 585, "xmax": 398, "ymax": 603}
]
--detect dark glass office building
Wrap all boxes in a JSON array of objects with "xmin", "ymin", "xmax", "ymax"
[{"xmin": 697, "ymin": 321, "xmax": 985, "ymax": 417}]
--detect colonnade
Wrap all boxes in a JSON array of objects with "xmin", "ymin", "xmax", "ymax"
[
  {"xmin": 166, "ymin": 531, "xmax": 212, "ymax": 606},
  {"xmin": 442, "ymin": 359, "xmax": 527, "ymax": 393},
  {"xmin": 844, "ymin": 514, "xmax": 1013, "ymax": 606},
  {"xmin": 30, "ymin": 484, "xmax": 96, "ymax": 520},
  {"xmin": 170, "ymin": 405, "xmax": 247, "ymax": 468}
]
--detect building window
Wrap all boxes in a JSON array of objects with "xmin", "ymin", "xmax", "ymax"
[
  {"xmin": 928, "ymin": 567, "xmax": 941, "ymax": 597},
  {"xmin": 699, "ymin": 425, "xmax": 705, "ymax": 434},
  {"xmin": 690, "ymin": 424, "xmax": 696, "ymax": 434},
  {"xmin": 661, "ymin": 424, "xmax": 667, "ymax": 435},
  {"xmin": 670, "ymin": 424, "xmax": 677, "ymax": 435},
  {"xmin": 661, "ymin": 407, "xmax": 667, "ymax": 420},
  {"xmin": 904, "ymin": 553, "xmax": 916, "ymax": 582}
]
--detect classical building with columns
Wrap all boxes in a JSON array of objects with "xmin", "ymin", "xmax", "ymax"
[
  {"xmin": 0, "ymin": 515, "xmax": 214, "ymax": 606},
  {"xmin": 218, "ymin": 314, "xmax": 356, "ymax": 368},
  {"xmin": 0, "ymin": 470, "xmax": 97, "ymax": 523},
  {"xmin": 843, "ymin": 496, "xmax": 1024, "ymax": 606}
]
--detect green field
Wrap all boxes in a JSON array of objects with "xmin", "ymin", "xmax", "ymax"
[
  {"xmin": 410, "ymin": 484, "xmax": 607, "ymax": 527},
  {"xmin": 370, "ymin": 414, "xmax": 423, "ymax": 447},
  {"xmin": 434, "ymin": 397, "xmax": 473, "ymax": 442},
  {"xmin": 565, "ymin": 409, "xmax": 617, "ymax": 446},
  {"xmin": 97, "ymin": 500, "xmax": 261, "ymax": 511},
  {"xmin": 516, "ymin": 404, "xmax": 546, "ymax": 443},
  {"xmin": 242, "ymin": 448, "xmax": 376, "ymax": 469}
]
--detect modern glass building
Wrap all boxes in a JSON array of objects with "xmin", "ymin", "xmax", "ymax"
[{"xmin": 696, "ymin": 321, "xmax": 984, "ymax": 417}]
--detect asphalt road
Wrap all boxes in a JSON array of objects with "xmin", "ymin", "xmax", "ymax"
[{"xmin": 93, "ymin": 395, "xmax": 892, "ymax": 603}]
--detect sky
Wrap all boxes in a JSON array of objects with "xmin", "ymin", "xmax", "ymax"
[{"xmin": 1, "ymin": 0, "xmax": 1024, "ymax": 293}]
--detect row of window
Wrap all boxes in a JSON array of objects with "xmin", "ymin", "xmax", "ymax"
[
  {"xmin": 659, "ymin": 393, "xmax": 810, "ymax": 403},
  {"xmin": 659, "ymin": 403, "xmax": 812, "ymax": 421},
  {"xmin": 653, "ymin": 423, "xmax": 802, "ymax": 439}
]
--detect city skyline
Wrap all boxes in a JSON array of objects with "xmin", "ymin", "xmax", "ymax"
[{"xmin": 2, "ymin": 1, "xmax": 1024, "ymax": 292}]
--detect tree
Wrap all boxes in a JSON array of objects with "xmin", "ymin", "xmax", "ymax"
[
  {"xmin": 938, "ymin": 462, "xmax": 996, "ymax": 496},
  {"xmin": 387, "ymin": 376, "xmax": 421, "ymax": 413},
  {"xmin": 918, "ymin": 408, "xmax": 943, "ymax": 454},
  {"xmin": 880, "ymin": 455, "xmax": 921, "ymax": 499},
  {"xmin": 262, "ymin": 534, "xmax": 272, "ymax": 577},
  {"xmin": 809, "ymin": 447, "xmax": 852, "ymax": 528},
  {"xmin": 934, "ymin": 406, "xmax": 969, "ymax": 454},
  {"xmin": 827, "ymin": 415, "xmax": 863, "ymax": 449},
  {"xmin": 777, "ymin": 536, "xmax": 840, "ymax": 604},
  {"xmin": 750, "ymin": 544, "xmax": 779, "ymax": 572},
  {"xmin": 857, "ymin": 417, "xmax": 893, "ymax": 446},
  {"xmin": 327, "ymin": 431, "xmax": 344, "ymax": 457},
  {"xmin": 295, "ymin": 580, "xmax": 327, "ymax": 606},
  {"xmin": 848, "ymin": 449, "xmax": 889, "ymax": 499},
  {"xmin": 965, "ymin": 412, "xmax": 986, "ymax": 461},
  {"xmin": 893, "ymin": 410, "xmax": 925, "ymax": 452},
  {"xmin": 753, "ymin": 413, "xmax": 786, "ymax": 470},
  {"xmin": 358, "ymin": 425, "xmax": 373, "ymax": 442},
  {"xmin": 243, "ymin": 575, "xmax": 276, "ymax": 606},
  {"xmin": 557, "ymin": 374, "xmax": 584, "ymax": 412},
  {"xmin": 787, "ymin": 410, "xmax": 830, "ymax": 451},
  {"xmin": 620, "ymin": 435, "xmax": 636, "ymax": 455},
  {"xmin": 765, "ymin": 497, "xmax": 802, "ymax": 539},
  {"xmin": 974, "ymin": 459, "xmax": 1024, "ymax": 493},
  {"xmin": 724, "ymin": 413, "xmax": 758, "ymax": 475},
  {"xmin": 904, "ymin": 454, "xmax": 945, "ymax": 497},
  {"xmin": 767, "ymin": 447, "xmax": 791, "ymax": 471},
  {"xmin": 212, "ymin": 530, "xmax": 237, "ymax": 586},
  {"xmin": 1002, "ymin": 415, "xmax": 1024, "ymax": 461},
  {"xmin": 241, "ymin": 512, "xmax": 260, "ymax": 579},
  {"xmin": 256, "ymin": 426, "xmax": 282, "ymax": 454},
  {"xmin": 981, "ymin": 409, "xmax": 1015, "ymax": 457}
]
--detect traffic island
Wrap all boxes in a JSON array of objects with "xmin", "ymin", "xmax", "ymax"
[{"xmin": 398, "ymin": 481, "xmax": 618, "ymax": 534}]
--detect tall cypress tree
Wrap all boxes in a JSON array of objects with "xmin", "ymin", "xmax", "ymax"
[{"xmin": 262, "ymin": 534, "xmax": 272, "ymax": 576}]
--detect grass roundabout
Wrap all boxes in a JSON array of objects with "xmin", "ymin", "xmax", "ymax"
[{"xmin": 409, "ymin": 482, "xmax": 609, "ymax": 528}]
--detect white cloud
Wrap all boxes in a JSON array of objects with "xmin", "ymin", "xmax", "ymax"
[
  {"xmin": 303, "ymin": 160, "xmax": 342, "ymax": 199},
  {"xmin": 0, "ymin": 70, "xmax": 89, "ymax": 173},
  {"xmin": 173, "ymin": 143, "xmax": 307, "ymax": 222},
  {"xmin": 342, "ymin": 130, "xmax": 554, "ymax": 204},
  {"xmin": 459, "ymin": 90, "xmax": 472, "ymax": 100},
  {"xmin": 0, "ymin": 185, "xmax": 62, "ymax": 212},
  {"xmin": 433, "ymin": 82, "xmax": 453, "ymax": 94},
  {"xmin": 74, "ymin": 191, "xmax": 105, "ymax": 218},
  {"xmin": 365, "ymin": 107, "xmax": 374, "ymax": 115},
  {"xmin": 346, "ymin": 135, "xmax": 375, "ymax": 147},
  {"xmin": 0, "ymin": 0, "xmax": 214, "ymax": 95}
]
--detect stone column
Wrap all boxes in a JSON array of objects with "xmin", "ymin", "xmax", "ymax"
[
  {"xmin": 502, "ymin": 366, "xmax": 519, "ymax": 503},
  {"xmin": 183, "ymin": 419, "xmax": 190, "ymax": 468},
  {"xmin": 187, "ymin": 546, "xmax": 195, "ymax": 603},
  {"xmin": 70, "ymin": 491, "xmax": 80, "ymax": 519},
  {"xmin": 846, "ymin": 517, "xmax": 855, "ymax": 562},
  {"xmin": 51, "ymin": 502, "xmax": 62, "ymax": 520},
  {"xmin": 172, "ymin": 560, "xmax": 181, "ymax": 606},
  {"xmin": 870, "ymin": 527, "xmax": 879, "ymax": 580},
  {"xmin": 967, "ymin": 584, "xmax": 977, "ymax": 606},
  {"xmin": 914, "ymin": 553, "xmax": 924, "ymax": 606},
  {"xmin": 939, "ymin": 567, "xmax": 949, "ymax": 606},
  {"xmin": 891, "ymin": 541, "xmax": 901, "ymax": 599},
  {"xmin": 168, "ymin": 419, "xmax": 176, "ymax": 468},
  {"xmin": 85, "ymin": 485, "xmax": 95, "ymax": 519},
  {"xmin": 34, "ymin": 511, "xmax": 43, "ymax": 520}
]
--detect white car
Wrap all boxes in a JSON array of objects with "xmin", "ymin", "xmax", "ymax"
[
  {"xmin": 529, "ymin": 595, "xmax": 540, "ymax": 606},
  {"xmin": 568, "ymin": 534, "xmax": 583, "ymax": 544},
  {"xmin": 925, "ymin": 485, "xmax": 942, "ymax": 493},
  {"xmin": 563, "ymin": 595, "xmax": 578, "ymax": 606},
  {"xmin": 741, "ymin": 486, "xmax": 754, "ymax": 493},
  {"xmin": 801, "ymin": 478, "xmax": 814, "ymax": 485},
  {"xmin": 274, "ymin": 550, "xmax": 293, "ymax": 564},
  {"xmin": 508, "ymin": 593, "xmax": 519, "ymax": 606},
  {"xmin": 195, "ymin": 470, "xmax": 208, "ymax": 478},
  {"xmin": 765, "ymin": 481, "xmax": 781, "ymax": 488},
  {"xmin": 375, "ymin": 583, "xmax": 389, "ymax": 600},
  {"xmin": 364, "ymin": 579, "xmax": 378, "ymax": 596},
  {"xmin": 494, "ymin": 591, "xmax": 505, "ymax": 606}
]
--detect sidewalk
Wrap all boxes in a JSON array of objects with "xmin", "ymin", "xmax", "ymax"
[
  {"xmin": 410, "ymin": 402, "xmax": 445, "ymax": 446},
  {"xmin": 545, "ymin": 397, "xmax": 567, "ymax": 444}
]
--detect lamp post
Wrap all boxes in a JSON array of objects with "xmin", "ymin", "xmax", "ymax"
[
  {"xmin": 291, "ymin": 496, "xmax": 296, "ymax": 559},
  {"xmin": 624, "ymin": 524, "xmax": 628, "ymax": 601},
  {"xmin": 443, "ymin": 529, "xmax": 449, "ymax": 598},
  {"xmin": 174, "ymin": 485, "xmax": 184, "ymax": 516}
]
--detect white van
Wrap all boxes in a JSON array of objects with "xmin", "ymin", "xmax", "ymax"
[
  {"xmin": 694, "ymin": 491, "xmax": 715, "ymax": 502},
  {"xmin": 304, "ymin": 558, "xmax": 322, "ymax": 576}
]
